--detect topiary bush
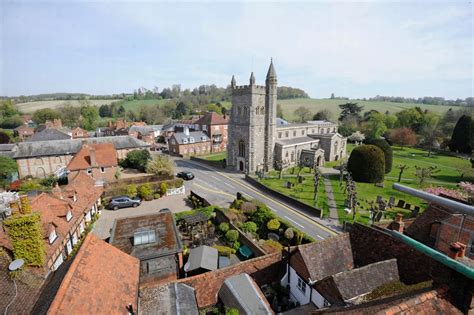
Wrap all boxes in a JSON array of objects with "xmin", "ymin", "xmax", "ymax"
[
  {"xmin": 365, "ymin": 138, "xmax": 393, "ymax": 173},
  {"xmin": 241, "ymin": 221, "xmax": 258, "ymax": 234},
  {"xmin": 219, "ymin": 222, "xmax": 229, "ymax": 233},
  {"xmin": 160, "ymin": 182, "xmax": 168, "ymax": 196},
  {"xmin": 267, "ymin": 219, "xmax": 281, "ymax": 231},
  {"xmin": 347, "ymin": 144, "xmax": 385, "ymax": 183},
  {"xmin": 225, "ymin": 230, "xmax": 239, "ymax": 243}
]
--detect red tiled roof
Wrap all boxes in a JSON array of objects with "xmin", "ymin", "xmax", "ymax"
[
  {"xmin": 195, "ymin": 112, "xmax": 229, "ymax": 125},
  {"xmin": 48, "ymin": 233, "xmax": 139, "ymax": 314},
  {"xmin": 67, "ymin": 143, "xmax": 118, "ymax": 170}
]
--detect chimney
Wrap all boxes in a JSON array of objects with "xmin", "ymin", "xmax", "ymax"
[
  {"xmin": 89, "ymin": 145, "xmax": 97, "ymax": 167},
  {"xmin": 448, "ymin": 242, "xmax": 462, "ymax": 259},
  {"xmin": 184, "ymin": 126, "xmax": 190, "ymax": 136},
  {"xmin": 52, "ymin": 182, "xmax": 63, "ymax": 199},
  {"xmin": 457, "ymin": 242, "xmax": 466, "ymax": 258},
  {"xmin": 391, "ymin": 213, "xmax": 405, "ymax": 233}
]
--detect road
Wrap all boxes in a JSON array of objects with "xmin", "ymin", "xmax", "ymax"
[{"xmin": 174, "ymin": 158, "xmax": 338, "ymax": 240}]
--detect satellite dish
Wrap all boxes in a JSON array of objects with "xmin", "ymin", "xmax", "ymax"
[{"xmin": 8, "ymin": 259, "xmax": 24, "ymax": 272}]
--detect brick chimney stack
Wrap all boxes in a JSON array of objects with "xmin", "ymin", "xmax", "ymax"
[
  {"xmin": 89, "ymin": 145, "xmax": 97, "ymax": 167},
  {"xmin": 448, "ymin": 242, "xmax": 466, "ymax": 260},
  {"xmin": 391, "ymin": 213, "xmax": 405, "ymax": 233},
  {"xmin": 52, "ymin": 182, "xmax": 63, "ymax": 199}
]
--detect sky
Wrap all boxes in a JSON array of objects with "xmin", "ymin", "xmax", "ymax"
[{"xmin": 1, "ymin": 0, "xmax": 473, "ymax": 99}]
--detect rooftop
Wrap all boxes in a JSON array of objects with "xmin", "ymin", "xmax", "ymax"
[
  {"xmin": 195, "ymin": 112, "xmax": 229, "ymax": 125},
  {"xmin": 26, "ymin": 128, "xmax": 71, "ymax": 142},
  {"xmin": 139, "ymin": 283, "xmax": 198, "ymax": 314},
  {"xmin": 171, "ymin": 130, "xmax": 210, "ymax": 145},
  {"xmin": 275, "ymin": 136, "xmax": 319, "ymax": 147},
  {"xmin": 67, "ymin": 143, "xmax": 118, "ymax": 170},
  {"xmin": 186, "ymin": 245, "xmax": 218, "ymax": 272}
]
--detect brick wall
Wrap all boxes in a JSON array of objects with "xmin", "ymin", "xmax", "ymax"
[{"xmin": 177, "ymin": 252, "xmax": 283, "ymax": 309}]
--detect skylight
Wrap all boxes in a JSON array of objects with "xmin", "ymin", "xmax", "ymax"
[{"xmin": 134, "ymin": 230, "xmax": 156, "ymax": 246}]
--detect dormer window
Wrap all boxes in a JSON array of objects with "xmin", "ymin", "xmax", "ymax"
[
  {"xmin": 66, "ymin": 210, "xmax": 73, "ymax": 222},
  {"xmin": 87, "ymin": 168, "xmax": 92, "ymax": 174},
  {"xmin": 49, "ymin": 229, "xmax": 58, "ymax": 244},
  {"xmin": 134, "ymin": 230, "xmax": 156, "ymax": 246},
  {"xmin": 201, "ymin": 136, "xmax": 207, "ymax": 141},
  {"xmin": 189, "ymin": 137, "xmax": 195, "ymax": 143},
  {"xmin": 182, "ymin": 138, "xmax": 188, "ymax": 144}
]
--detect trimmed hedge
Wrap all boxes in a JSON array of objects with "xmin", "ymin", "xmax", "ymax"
[
  {"xmin": 348, "ymin": 144, "xmax": 385, "ymax": 183},
  {"xmin": 365, "ymin": 138, "xmax": 393, "ymax": 173}
]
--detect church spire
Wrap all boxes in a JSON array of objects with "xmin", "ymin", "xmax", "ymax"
[
  {"xmin": 231, "ymin": 75, "xmax": 236, "ymax": 88},
  {"xmin": 266, "ymin": 58, "xmax": 277, "ymax": 79},
  {"xmin": 249, "ymin": 72, "xmax": 255, "ymax": 85}
]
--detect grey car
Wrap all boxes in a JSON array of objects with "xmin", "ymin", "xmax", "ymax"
[{"xmin": 108, "ymin": 196, "xmax": 141, "ymax": 210}]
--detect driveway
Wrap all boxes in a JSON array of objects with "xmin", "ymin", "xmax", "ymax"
[{"xmin": 92, "ymin": 193, "xmax": 192, "ymax": 240}]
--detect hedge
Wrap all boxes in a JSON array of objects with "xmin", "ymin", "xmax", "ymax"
[
  {"xmin": 365, "ymin": 138, "xmax": 393, "ymax": 173},
  {"xmin": 348, "ymin": 144, "xmax": 385, "ymax": 183}
]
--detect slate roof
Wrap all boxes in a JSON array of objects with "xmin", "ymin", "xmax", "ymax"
[
  {"xmin": 275, "ymin": 136, "xmax": 319, "ymax": 147},
  {"xmin": 67, "ymin": 143, "xmax": 118, "ymax": 170},
  {"xmin": 0, "ymin": 144, "xmax": 15, "ymax": 157},
  {"xmin": 291, "ymin": 233, "xmax": 354, "ymax": 281},
  {"xmin": 48, "ymin": 233, "xmax": 139, "ymax": 314},
  {"xmin": 27, "ymin": 128, "xmax": 71, "ymax": 142},
  {"xmin": 276, "ymin": 118, "xmax": 289, "ymax": 125},
  {"xmin": 218, "ymin": 273, "xmax": 273, "ymax": 315},
  {"xmin": 313, "ymin": 259, "xmax": 400, "ymax": 304},
  {"xmin": 109, "ymin": 212, "xmax": 182, "ymax": 261},
  {"xmin": 171, "ymin": 131, "xmax": 210, "ymax": 145},
  {"xmin": 140, "ymin": 282, "xmax": 198, "ymax": 314},
  {"xmin": 12, "ymin": 136, "xmax": 149, "ymax": 158},
  {"xmin": 306, "ymin": 120, "xmax": 335, "ymax": 125},
  {"xmin": 187, "ymin": 246, "xmax": 218, "ymax": 272},
  {"xmin": 195, "ymin": 112, "xmax": 229, "ymax": 125},
  {"xmin": 129, "ymin": 125, "xmax": 162, "ymax": 134}
]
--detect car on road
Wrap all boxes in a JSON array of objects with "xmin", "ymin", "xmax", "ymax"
[
  {"xmin": 177, "ymin": 171, "xmax": 195, "ymax": 180},
  {"xmin": 108, "ymin": 196, "xmax": 141, "ymax": 210}
]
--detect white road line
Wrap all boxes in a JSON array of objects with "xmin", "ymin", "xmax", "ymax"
[
  {"xmin": 211, "ymin": 175, "xmax": 220, "ymax": 181},
  {"xmin": 224, "ymin": 182, "xmax": 234, "ymax": 188},
  {"xmin": 284, "ymin": 216, "xmax": 304, "ymax": 229},
  {"xmin": 316, "ymin": 235, "xmax": 324, "ymax": 240}
]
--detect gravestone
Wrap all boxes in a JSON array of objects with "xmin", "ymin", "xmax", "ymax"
[
  {"xmin": 389, "ymin": 197, "xmax": 395, "ymax": 207},
  {"xmin": 397, "ymin": 200, "xmax": 406, "ymax": 208},
  {"xmin": 375, "ymin": 211, "xmax": 383, "ymax": 222},
  {"xmin": 404, "ymin": 203, "xmax": 411, "ymax": 210},
  {"xmin": 376, "ymin": 195, "xmax": 383, "ymax": 203}
]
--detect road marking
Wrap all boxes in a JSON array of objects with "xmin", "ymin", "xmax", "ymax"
[
  {"xmin": 181, "ymin": 159, "xmax": 338, "ymax": 236},
  {"xmin": 224, "ymin": 182, "xmax": 234, "ymax": 188},
  {"xmin": 316, "ymin": 235, "xmax": 324, "ymax": 240},
  {"xmin": 284, "ymin": 216, "xmax": 304, "ymax": 229},
  {"xmin": 211, "ymin": 175, "xmax": 220, "ymax": 181},
  {"xmin": 193, "ymin": 183, "xmax": 235, "ymax": 198}
]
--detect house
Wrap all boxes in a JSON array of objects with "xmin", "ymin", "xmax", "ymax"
[
  {"xmin": 218, "ymin": 273, "xmax": 274, "ymax": 314},
  {"xmin": 195, "ymin": 112, "xmax": 229, "ymax": 153},
  {"xmin": 13, "ymin": 125, "xmax": 35, "ymax": 141},
  {"xmin": 48, "ymin": 233, "xmax": 140, "ymax": 314},
  {"xmin": 109, "ymin": 212, "xmax": 183, "ymax": 288},
  {"xmin": 139, "ymin": 282, "xmax": 198, "ymax": 314},
  {"xmin": 185, "ymin": 245, "xmax": 219, "ymax": 276},
  {"xmin": 10, "ymin": 136, "xmax": 149, "ymax": 178},
  {"xmin": 26, "ymin": 128, "xmax": 71, "ymax": 142},
  {"xmin": 70, "ymin": 127, "xmax": 89, "ymax": 139},
  {"xmin": 67, "ymin": 143, "xmax": 118, "ymax": 183},
  {"xmin": 281, "ymin": 233, "xmax": 400, "ymax": 309},
  {"xmin": 168, "ymin": 128, "xmax": 211, "ymax": 156}
]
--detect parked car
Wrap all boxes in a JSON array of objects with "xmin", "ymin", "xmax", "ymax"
[
  {"xmin": 177, "ymin": 171, "xmax": 195, "ymax": 180},
  {"xmin": 108, "ymin": 196, "xmax": 141, "ymax": 210}
]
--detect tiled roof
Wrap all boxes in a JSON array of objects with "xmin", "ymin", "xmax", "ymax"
[
  {"xmin": 48, "ymin": 233, "xmax": 139, "ymax": 314},
  {"xmin": 67, "ymin": 143, "xmax": 118, "ymax": 170},
  {"xmin": 140, "ymin": 283, "xmax": 198, "ymax": 314},
  {"xmin": 27, "ymin": 128, "xmax": 71, "ymax": 142},
  {"xmin": 195, "ymin": 112, "xmax": 229, "ymax": 125},
  {"xmin": 313, "ymin": 259, "xmax": 399, "ymax": 304},
  {"xmin": 291, "ymin": 233, "xmax": 354, "ymax": 281}
]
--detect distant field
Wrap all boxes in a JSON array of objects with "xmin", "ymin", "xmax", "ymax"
[
  {"xmin": 15, "ymin": 99, "xmax": 118, "ymax": 113},
  {"xmin": 278, "ymin": 98, "xmax": 455, "ymax": 121}
]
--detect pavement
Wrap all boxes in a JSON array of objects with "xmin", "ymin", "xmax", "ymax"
[{"xmin": 174, "ymin": 158, "xmax": 340, "ymax": 240}]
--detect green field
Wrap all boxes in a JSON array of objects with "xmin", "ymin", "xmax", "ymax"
[
  {"xmin": 278, "ymin": 98, "xmax": 454, "ymax": 121},
  {"xmin": 15, "ymin": 99, "xmax": 118, "ymax": 113},
  {"xmin": 201, "ymin": 152, "xmax": 227, "ymax": 161}
]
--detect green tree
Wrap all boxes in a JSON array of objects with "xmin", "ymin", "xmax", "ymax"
[
  {"xmin": 294, "ymin": 106, "xmax": 311, "ymax": 123},
  {"xmin": 449, "ymin": 115, "xmax": 472, "ymax": 154},
  {"xmin": 395, "ymin": 107, "xmax": 423, "ymax": 132},
  {"xmin": 267, "ymin": 219, "xmax": 281, "ymax": 231},
  {"xmin": 80, "ymin": 105, "xmax": 99, "ymax": 130},
  {"xmin": 241, "ymin": 221, "xmax": 258, "ymax": 234},
  {"xmin": 347, "ymin": 145, "xmax": 385, "ymax": 183},
  {"xmin": 58, "ymin": 103, "xmax": 81, "ymax": 127},
  {"xmin": 99, "ymin": 104, "xmax": 112, "ymax": 117},
  {"xmin": 33, "ymin": 108, "xmax": 61, "ymax": 124},
  {"xmin": 364, "ymin": 112, "xmax": 387, "ymax": 140},
  {"xmin": 219, "ymin": 222, "xmax": 230, "ymax": 233},
  {"xmin": 146, "ymin": 155, "xmax": 174, "ymax": 176},
  {"xmin": 124, "ymin": 149, "xmax": 151, "ymax": 171},
  {"xmin": 338, "ymin": 103, "xmax": 364, "ymax": 121},
  {"xmin": 365, "ymin": 138, "xmax": 392, "ymax": 173},
  {"xmin": 207, "ymin": 103, "xmax": 222, "ymax": 114},
  {"xmin": 225, "ymin": 230, "xmax": 239, "ymax": 243},
  {"xmin": 126, "ymin": 184, "xmax": 138, "ymax": 198},
  {"xmin": 313, "ymin": 109, "xmax": 332, "ymax": 121},
  {"xmin": 0, "ymin": 156, "xmax": 17, "ymax": 187},
  {"xmin": 0, "ymin": 100, "xmax": 19, "ymax": 117}
]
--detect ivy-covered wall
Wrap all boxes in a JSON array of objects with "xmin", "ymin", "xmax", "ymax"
[{"xmin": 4, "ymin": 212, "xmax": 45, "ymax": 266}]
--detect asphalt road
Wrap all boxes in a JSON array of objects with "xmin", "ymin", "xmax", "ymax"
[{"xmin": 174, "ymin": 158, "xmax": 338, "ymax": 240}]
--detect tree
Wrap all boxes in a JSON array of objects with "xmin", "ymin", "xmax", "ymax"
[
  {"xmin": 338, "ymin": 115, "xmax": 359, "ymax": 137},
  {"xmin": 207, "ymin": 103, "xmax": 222, "ymax": 114},
  {"xmin": 241, "ymin": 221, "xmax": 257, "ymax": 234},
  {"xmin": 347, "ymin": 145, "xmax": 385, "ymax": 183},
  {"xmin": 363, "ymin": 112, "xmax": 387, "ymax": 140},
  {"xmin": 414, "ymin": 166, "xmax": 440, "ymax": 187},
  {"xmin": 277, "ymin": 104, "xmax": 284, "ymax": 119},
  {"xmin": 338, "ymin": 103, "xmax": 364, "ymax": 121},
  {"xmin": 33, "ymin": 108, "xmax": 60, "ymax": 124},
  {"xmin": 395, "ymin": 107, "xmax": 423, "ymax": 132},
  {"xmin": 420, "ymin": 124, "xmax": 441, "ymax": 157},
  {"xmin": 219, "ymin": 222, "xmax": 230, "ymax": 233},
  {"xmin": 145, "ymin": 155, "xmax": 174, "ymax": 176},
  {"xmin": 99, "ymin": 104, "xmax": 112, "ymax": 117},
  {"xmin": 175, "ymin": 101, "xmax": 188, "ymax": 118},
  {"xmin": 313, "ymin": 109, "xmax": 331, "ymax": 121},
  {"xmin": 225, "ymin": 230, "xmax": 239, "ymax": 243},
  {"xmin": 80, "ymin": 105, "xmax": 99, "ymax": 130},
  {"xmin": 365, "ymin": 138, "xmax": 393, "ymax": 173},
  {"xmin": 123, "ymin": 149, "xmax": 151, "ymax": 172},
  {"xmin": 0, "ymin": 131, "xmax": 11, "ymax": 144},
  {"xmin": 126, "ymin": 184, "xmax": 138, "ymax": 198},
  {"xmin": 0, "ymin": 156, "xmax": 17, "ymax": 188},
  {"xmin": 396, "ymin": 164, "xmax": 409, "ymax": 182},
  {"xmin": 294, "ymin": 106, "xmax": 311, "ymax": 123},
  {"xmin": 58, "ymin": 103, "xmax": 81, "ymax": 127},
  {"xmin": 389, "ymin": 128, "xmax": 417, "ymax": 148},
  {"xmin": 449, "ymin": 115, "xmax": 472, "ymax": 154}
]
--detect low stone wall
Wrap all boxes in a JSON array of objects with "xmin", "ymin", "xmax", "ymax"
[
  {"xmin": 189, "ymin": 190, "xmax": 211, "ymax": 207},
  {"xmin": 190, "ymin": 156, "xmax": 226, "ymax": 169},
  {"xmin": 215, "ymin": 209, "xmax": 267, "ymax": 257},
  {"xmin": 245, "ymin": 175, "xmax": 323, "ymax": 218}
]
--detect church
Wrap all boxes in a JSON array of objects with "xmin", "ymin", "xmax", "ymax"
[{"xmin": 227, "ymin": 61, "xmax": 347, "ymax": 174}]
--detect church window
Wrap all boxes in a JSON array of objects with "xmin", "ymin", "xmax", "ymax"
[
  {"xmin": 293, "ymin": 131, "xmax": 296, "ymax": 137},
  {"xmin": 302, "ymin": 130, "xmax": 305, "ymax": 135},
  {"xmin": 238, "ymin": 140, "xmax": 246, "ymax": 158},
  {"xmin": 334, "ymin": 142, "xmax": 338, "ymax": 152},
  {"xmin": 256, "ymin": 107, "xmax": 259, "ymax": 115},
  {"xmin": 285, "ymin": 151, "xmax": 289, "ymax": 158},
  {"xmin": 244, "ymin": 107, "xmax": 248, "ymax": 116},
  {"xmin": 238, "ymin": 107, "xmax": 241, "ymax": 116},
  {"xmin": 260, "ymin": 107, "xmax": 265, "ymax": 115},
  {"xmin": 290, "ymin": 152, "xmax": 294, "ymax": 162},
  {"xmin": 312, "ymin": 129, "xmax": 315, "ymax": 133},
  {"xmin": 322, "ymin": 128, "xmax": 325, "ymax": 133},
  {"xmin": 278, "ymin": 132, "xmax": 282, "ymax": 139},
  {"xmin": 285, "ymin": 131, "xmax": 289, "ymax": 137}
]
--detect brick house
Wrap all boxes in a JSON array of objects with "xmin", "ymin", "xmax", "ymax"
[
  {"xmin": 168, "ymin": 128, "xmax": 211, "ymax": 156},
  {"xmin": 13, "ymin": 125, "xmax": 35, "ymax": 141},
  {"xmin": 67, "ymin": 143, "xmax": 118, "ymax": 183},
  {"xmin": 48, "ymin": 233, "xmax": 139, "ymax": 314},
  {"xmin": 70, "ymin": 127, "xmax": 89, "ymax": 139},
  {"xmin": 195, "ymin": 112, "xmax": 229, "ymax": 153}
]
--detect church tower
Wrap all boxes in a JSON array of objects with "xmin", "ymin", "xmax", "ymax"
[{"xmin": 227, "ymin": 60, "xmax": 277, "ymax": 174}]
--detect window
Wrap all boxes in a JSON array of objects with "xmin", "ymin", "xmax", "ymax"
[
  {"xmin": 49, "ymin": 229, "xmax": 58, "ymax": 244},
  {"xmin": 285, "ymin": 151, "xmax": 289, "ymax": 157},
  {"xmin": 278, "ymin": 132, "xmax": 282, "ymax": 139},
  {"xmin": 312, "ymin": 129, "xmax": 315, "ymax": 133},
  {"xmin": 224, "ymin": 125, "xmax": 228, "ymax": 129},
  {"xmin": 134, "ymin": 230, "xmax": 156, "ymax": 246},
  {"xmin": 260, "ymin": 107, "xmax": 265, "ymax": 114},
  {"xmin": 291, "ymin": 152, "xmax": 294, "ymax": 162},
  {"xmin": 285, "ymin": 131, "xmax": 289, "ymax": 138},
  {"xmin": 238, "ymin": 140, "xmax": 246, "ymax": 158},
  {"xmin": 256, "ymin": 107, "xmax": 259, "ymax": 115},
  {"xmin": 244, "ymin": 107, "xmax": 248, "ymax": 116},
  {"xmin": 297, "ymin": 277, "xmax": 307, "ymax": 294},
  {"xmin": 183, "ymin": 138, "xmax": 188, "ymax": 144},
  {"xmin": 100, "ymin": 167, "xmax": 105, "ymax": 173},
  {"xmin": 190, "ymin": 137, "xmax": 195, "ymax": 143},
  {"xmin": 238, "ymin": 107, "xmax": 241, "ymax": 116},
  {"xmin": 214, "ymin": 126, "xmax": 219, "ymax": 131},
  {"xmin": 293, "ymin": 131, "xmax": 296, "ymax": 137},
  {"xmin": 87, "ymin": 168, "xmax": 92, "ymax": 175},
  {"xmin": 202, "ymin": 125, "xmax": 207, "ymax": 131},
  {"xmin": 66, "ymin": 210, "xmax": 72, "ymax": 222},
  {"xmin": 302, "ymin": 130, "xmax": 305, "ymax": 135}
]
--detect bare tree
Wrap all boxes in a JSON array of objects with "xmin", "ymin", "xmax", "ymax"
[{"xmin": 396, "ymin": 164, "xmax": 409, "ymax": 182}]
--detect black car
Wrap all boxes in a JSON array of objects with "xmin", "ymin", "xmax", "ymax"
[
  {"xmin": 177, "ymin": 171, "xmax": 194, "ymax": 180},
  {"xmin": 108, "ymin": 196, "xmax": 141, "ymax": 210}
]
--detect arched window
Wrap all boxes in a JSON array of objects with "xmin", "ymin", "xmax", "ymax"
[
  {"xmin": 238, "ymin": 140, "xmax": 246, "ymax": 157},
  {"xmin": 256, "ymin": 107, "xmax": 259, "ymax": 115},
  {"xmin": 244, "ymin": 107, "xmax": 248, "ymax": 116},
  {"xmin": 290, "ymin": 152, "xmax": 295, "ymax": 162},
  {"xmin": 334, "ymin": 141, "xmax": 338, "ymax": 152},
  {"xmin": 260, "ymin": 107, "xmax": 265, "ymax": 115},
  {"xmin": 237, "ymin": 107, "xmax": 241, "ymax": 116}
]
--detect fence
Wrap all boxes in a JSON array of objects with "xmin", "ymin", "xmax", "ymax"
[{"xmin": 166, "ymin": 186, "xmax": 186, "ymax": 196}]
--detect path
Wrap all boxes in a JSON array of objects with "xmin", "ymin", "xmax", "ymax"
[{"xmin": 319, "ymin": 167, "xmax": 341, "ymax": 226}]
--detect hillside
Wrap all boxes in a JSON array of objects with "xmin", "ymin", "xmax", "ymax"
[{"xmin": 15, "ymin": 99, "xmax": 118, "ymax": 113}]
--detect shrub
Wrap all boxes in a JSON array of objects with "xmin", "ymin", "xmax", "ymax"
[
  {"xmin": 40, "ymin": 175, "xmax": 57, "ymax": 187},
  {"xmin": 240, "ymin": 202, "xmax": 257, "ymax": 213},
  {"xmin": 138, "ymin": 183, "xmax": 153, "ymax": 199},
  {"xmin": 153, "ymin": 193, "xmax": 161, "ymax": 199},
  {"xmin": 232, "ymin": 240, "xmax": 241, "ymax": 251},
  {"xmin": 250, "ymin": 204, "xmax": 274, "ymax": 227},
  {"xmin": 230, "ymin": 199, "xmax": 243, "ymax": 210},
  {"xmin": 219, "ymin": 222, "xmax": 229, "ymax": 233},
  {"xmin": 225, "ymin": 230, "xmax": 239, "ymax": 243},
  {"xmin": 196, "ymin": 205, "xmax": 218, "ymax": 218},
  {"xmin": 146, "ymin": 155, "xmax": 174, "ymax": 176},
  {"xmin": 264, "ymin": 239, "xmax": 284, "ymax": 251},
  {"xmin": 126, "ymin": 184, "xmax": 138, "ymax": 198},
  {"xmin": 347, "ymin": 144, "xmax": 385, "ymax": 183},
  {"xmin": 241, "ymin": 221, "xmax": 258, "ymax": 234},
  {"xmin": 160, "ymin": 182, "xmax": 168, "ymax": 196},
  {"xmin": 213, "ymin": 245, "xmax": 236, "ymax": 257},
  {"xmin": 365, "ymin": 138, "xmax": 392, "ymax": 173},
  {"xmin": 284, "ymin": 227, "xmax": 294, "ymax": 240},
  {"xmin": 225, "ymin": 308, "xmax": 239, "ymax": 315},
  {"xmin": 267, "ymin": 219, "xmax": 281, "ymax": 231}
]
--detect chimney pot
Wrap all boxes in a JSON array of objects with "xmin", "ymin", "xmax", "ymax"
[
  {"xmin": 456, "ymin": 242, "xmax": 466, "ymax": 258},
  {"xmin": 391, "ymin": 213, "xmax": 405, "ymax": 233},
  {"xmin": 448, "ymin": 242, "xmax": 462, "ymax": 259}
]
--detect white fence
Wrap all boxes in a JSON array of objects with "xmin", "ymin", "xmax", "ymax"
[{"xmin": 166, "ymin": 186, "xmax": 185, "ymax": 196}]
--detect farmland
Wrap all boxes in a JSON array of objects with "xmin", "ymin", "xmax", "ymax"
[{"xmin": 15, "ymin": 99, "xmax": 118, "ymax": 113}]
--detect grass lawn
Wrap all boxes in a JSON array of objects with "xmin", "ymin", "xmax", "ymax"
[{"xmin": 200, "ymin": 152, "xmax": 227, "ymax": 161}]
